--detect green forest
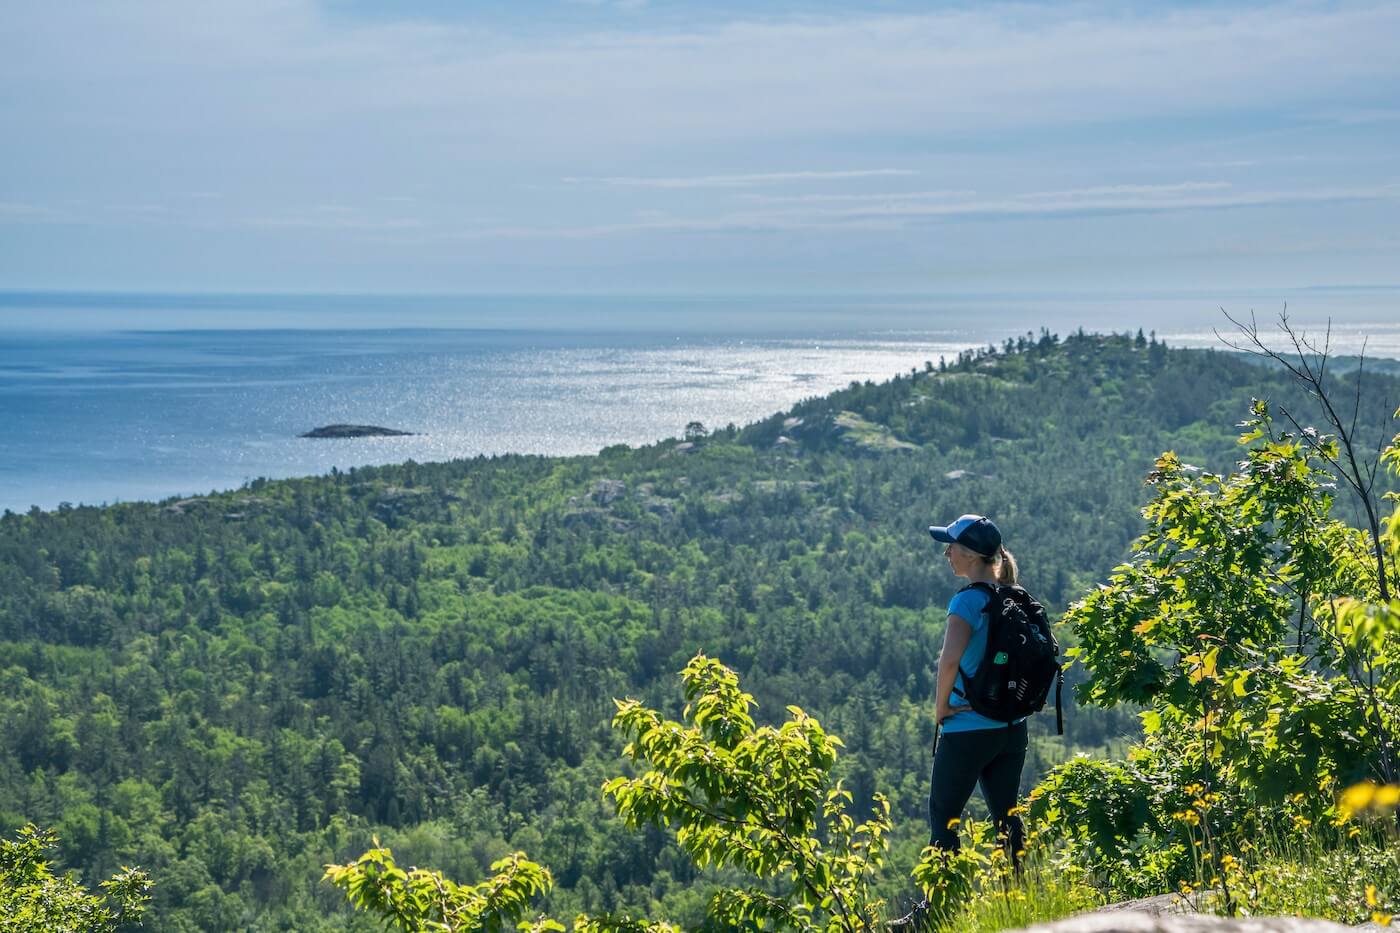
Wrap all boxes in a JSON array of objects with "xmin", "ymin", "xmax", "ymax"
[{"xmin": 4, "ymin": 329, "xmax": 1399, "ymax": 930}]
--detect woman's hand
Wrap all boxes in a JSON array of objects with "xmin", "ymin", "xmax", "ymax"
[{"xmin": 936, "ymin": 700, "xmax": 971, "ymax": 724}]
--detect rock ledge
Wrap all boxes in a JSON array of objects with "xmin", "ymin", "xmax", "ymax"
[{"xmin": 1014, "ymin": 911, "xmax": 1367, "ymax": 933}]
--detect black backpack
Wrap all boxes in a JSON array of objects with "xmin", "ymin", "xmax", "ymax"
[{"xmin": 952, "ymin": 581, "xmax": 1064, "ymax": 734}]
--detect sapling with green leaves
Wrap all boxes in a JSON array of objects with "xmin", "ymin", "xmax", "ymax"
[
  {"xmin": 324, "ymin": 843, "xmax": 562, "ymax": 932},
  {"xmin": 603, "ymin": 653, "xmax": 892, "ymax": 932},
  {"xmin": 325, "ymin": 654, "xmax": 891, "ymax": 932}
]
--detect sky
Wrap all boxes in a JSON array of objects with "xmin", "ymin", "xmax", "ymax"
[{"xmin": 1, "ymin": 0, "xmax": 1398, "ymax": 294}]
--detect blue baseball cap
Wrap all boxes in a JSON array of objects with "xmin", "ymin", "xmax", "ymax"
[{"xmin": 928, "ymin": 514, "xmax": 1002, "ymax": 558}]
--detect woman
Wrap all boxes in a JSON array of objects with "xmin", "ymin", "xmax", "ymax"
[{"xmin": 924, "ymin": 513, "xmax": 1025, "ymax": 859}]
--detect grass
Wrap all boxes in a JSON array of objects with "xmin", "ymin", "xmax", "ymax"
[
  {"xmin": 1194, "ymin": 826, "xmax": 1400, "ymax": 925},
  {"xmin": 939, "ymin": 872, "xmax": 1102, "ymax": 932},
  {"xmin": 901, "ymin": 811, "xmax": 1400, "ymax": 932}
]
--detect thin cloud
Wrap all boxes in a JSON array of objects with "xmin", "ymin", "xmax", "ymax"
[
  {"xmin": 5, "ymin": 180, "xmax": 1392, "ymax": 241},
  {"xmin": 774, "ymin": 181, "xmax": 1399, "ymax": 225},
  {"xmin": 7, "ymin": 3, "xmax": 1400, "ymax": 154},
  {"xmin": 1312, "ymin": 108, "xmax": 1400, "ymax": 126},
  {"xmin": 104, "ymin": 203, "xmax": 170, "ymax": 215},
  {"xmin": 570, "ymin": 169, "xmax": 918, "ymax": 189},
  {"xmin": 459, "ymin": 181, "xmax": 1400, "ymax": 239},
  {"xmin": 0, "ymin": 199, "xmax": 425, "ymax": 234},
  {"xmin": 739, "ymin": 189, "xmax": 976, "ymax": 205},
  {"xmin": 8, "ymin": 3, "xmax": 1400, "ymax": 171},
  {"xmin": 565, "ymin": 0, "xmax": 650, "ymax": 9},
  {"xmin": 239, "ymin": 212, "xmax": 425, "ymax": 232},
  {"xmin": 0, "ymin": 201, "xmax": 60, "ymax": 220},
  {"xmin": 1017, "ymin": 182, "xmax": 1231, "ymax": 200}
]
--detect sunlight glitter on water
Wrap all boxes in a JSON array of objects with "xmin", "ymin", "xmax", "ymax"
[
  {"xmin": 0, "ymin": 334, "xmax": 977, "ymax": 511},
  {"xmin": 1159, "ymin": 321, "xmax": 1400, "ymax": 360}
]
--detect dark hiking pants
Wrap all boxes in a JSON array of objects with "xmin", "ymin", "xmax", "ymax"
[{"xmin": 927, "ymin": 720, "xmax": 1027, "ymax": 861}]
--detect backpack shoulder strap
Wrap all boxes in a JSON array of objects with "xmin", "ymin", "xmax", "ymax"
[
  {"xmin": 962, "ymin": 580, "xmax": 999, "ymax": 599},
  {"xmin": 950, "ymin": 583, "xmax": 994, "ymax": 700}
]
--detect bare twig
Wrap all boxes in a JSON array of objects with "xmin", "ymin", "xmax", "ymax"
[{"xmin": 1218, "ymin": 310, "xmax": 1391, "ymax": 603}]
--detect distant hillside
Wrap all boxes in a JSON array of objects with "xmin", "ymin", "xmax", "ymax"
[{"xmin": 2, "ymin": 331, "xmax": 1397, "ymax": 930}]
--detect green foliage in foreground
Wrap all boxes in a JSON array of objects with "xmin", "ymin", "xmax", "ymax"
[
  {"xmin": 0, "ymin": 824, "xmax": 151, "ymax": 932},
  {"xmin": 322, "ymin": 657, "xmax": 1400, "ymax": 931},
  {"xmin": 327, "ymin": 655, "xmax": 1097, "ymax": 932},
  {"xmin": 603, "ymin": 655, "xmax": 890, "ymax": 931},
  {"xmin": 330, "ymin": 654, "xmax": 897, "ymax": 931},
  {"xmin": 1031, "ymin": 395, "xmax": 1400, "ymax": 914},
  {"xmin": 325, "ymin": 844, "xmax": 560, "ymax": 933}
]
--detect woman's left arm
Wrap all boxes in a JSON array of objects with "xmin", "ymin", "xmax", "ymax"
[{"xmin": 935, "ymin": 614, "xmax": 974, "ymax": 724}]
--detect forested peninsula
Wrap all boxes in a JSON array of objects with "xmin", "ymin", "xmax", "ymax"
[{"xmin": 4, "ymin": 331, "xmax": 1400, "ymax": 931}]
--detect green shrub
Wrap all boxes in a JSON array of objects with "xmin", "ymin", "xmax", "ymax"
[{"xmin": 0, "ymin": 824, "xmax": 151, "ymax": 932}]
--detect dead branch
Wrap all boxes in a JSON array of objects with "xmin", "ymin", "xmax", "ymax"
[{"xmin": 1217, "ymin": 309, "xmax": 1392, "ymax": 603}]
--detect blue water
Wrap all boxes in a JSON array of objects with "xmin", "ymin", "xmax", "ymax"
[
  {"xmin": 2, "ymin": 291, "xmax": 1397, "ymax": 512},
  {"xmin": 0, "ymin": 324, "xmax": 979, "ymax": 511}
]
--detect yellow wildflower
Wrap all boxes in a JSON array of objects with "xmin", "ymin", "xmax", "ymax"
[
  {"xmin": 1339, "ymin": 782, "xmax": 1400, "ymax": 819},
  {"xmin": 1343, "ymin": 783, "xmax": 1379, "ymax": 817}
]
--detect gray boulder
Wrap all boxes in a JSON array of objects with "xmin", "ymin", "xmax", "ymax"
[{"xmin": 590, "ymin": 479, "xmax": 627, "ymax": 506}]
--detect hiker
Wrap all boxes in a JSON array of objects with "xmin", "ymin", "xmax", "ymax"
[
  {"xmin": 923, "ymin": 513, "xmax": 1027, "ymax": 861},
  {"xmin": 891, "ymin": 513, "xmax": 1062, "ymax": 930}
]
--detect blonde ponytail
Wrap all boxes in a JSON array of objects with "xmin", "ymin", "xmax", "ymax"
[{"xmin": 996, "ymin": 546, "xmax": 1019, "ymax": 586}]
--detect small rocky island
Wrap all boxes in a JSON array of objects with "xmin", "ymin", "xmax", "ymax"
[{"xmin": 299, "ymin": 424, "xmax": 416, "ymax": 439}]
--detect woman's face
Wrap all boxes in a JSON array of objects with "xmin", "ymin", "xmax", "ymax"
[{"xmin": 944, "ymin": 542, "xmax": 973, "ymax": 577}]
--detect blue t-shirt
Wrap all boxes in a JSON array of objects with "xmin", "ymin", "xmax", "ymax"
[{"xmin": 941, "ymin": 586, "xmax": 1024, "ymax": 733}]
